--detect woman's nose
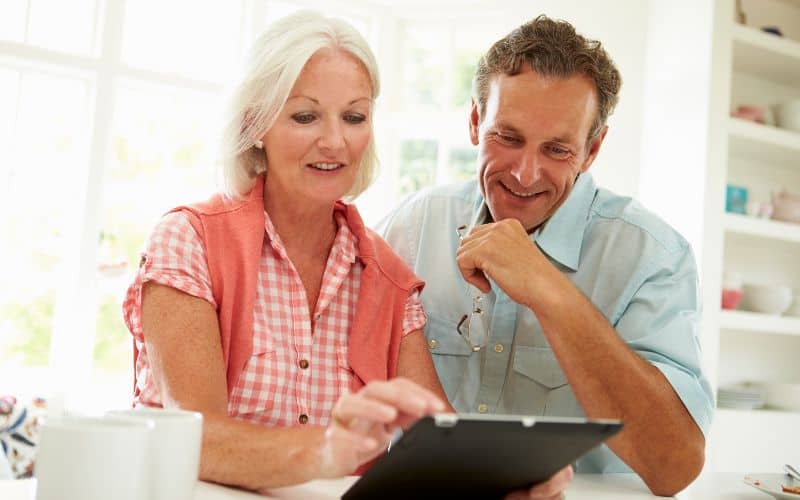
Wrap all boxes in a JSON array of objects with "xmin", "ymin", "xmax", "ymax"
[{"xmin": 318, "ymin": 120, "xmax": 345, "ymax": 151}]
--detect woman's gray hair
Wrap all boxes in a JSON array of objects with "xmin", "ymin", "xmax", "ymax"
[{"xmin": 219, "ymin": 11, "xmax": 380, "ymax": 199}]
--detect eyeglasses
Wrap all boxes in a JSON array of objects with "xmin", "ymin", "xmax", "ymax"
[{"xmin": 456, "ymin": 225, "xmax": 490, "ymax": 352}]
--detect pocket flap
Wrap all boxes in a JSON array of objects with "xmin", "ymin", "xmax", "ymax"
[
  {"xmin": 513, "ymin": 346, "xmax": 568, "ymax": 389},
  {"xmin": 426, "ymin": 314, "xmax": 474, "ymax": 356}
]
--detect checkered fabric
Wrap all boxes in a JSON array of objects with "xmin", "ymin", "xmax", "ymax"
[{"xmin": 123, "ymin": 208, "xmax": 426, "ymax": 427}]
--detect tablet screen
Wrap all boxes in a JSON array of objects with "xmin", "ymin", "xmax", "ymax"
[{"xmin": 343, "ymin": 414, "xmax": 622, "ymax": 500}]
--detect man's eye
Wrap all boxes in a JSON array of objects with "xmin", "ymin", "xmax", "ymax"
[
  {"xmin": 291, "ymin": 113, "xmax": 315, "ymax": 124},
  {"xmin": 547, "ymin": 145, "xmax": 572, "ymax": 158},
  {"xmin": 496, "ymin": 133, "xmax": 520, "ymax": 144}
]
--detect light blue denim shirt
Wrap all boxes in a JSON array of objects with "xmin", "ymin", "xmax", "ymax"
[{"xmin": 377, "ymin": 173, "xmax": 714, "ymax": 473}]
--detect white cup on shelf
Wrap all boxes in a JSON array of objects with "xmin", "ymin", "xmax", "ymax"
[
  {"xmin": 35, "ymin": 416, "xmax": 152, "ymax": 500},
  {"xmin": 106, "ymin": 407, "xmax": 203, "ymax": 500}
]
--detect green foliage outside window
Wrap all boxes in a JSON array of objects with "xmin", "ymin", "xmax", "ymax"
[
  {"xmin": 451, "ymin": 50, "xmax": 481, "ymax": 108},
  {"xmin": 1, "ymin": 291, "xmax": 55, "ymax": 366},
  {"xmin": 399, "ymin": 140, "xmax": 437, "ymax": 196},
  {"xmin": 449, "ymin": 147, "xmax": 478, "ymax": 182}
]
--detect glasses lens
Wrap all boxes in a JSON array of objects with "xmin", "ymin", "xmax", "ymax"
[{"xmin": 468, "ymin": 309, "xmax": 488, "ymax": 347}]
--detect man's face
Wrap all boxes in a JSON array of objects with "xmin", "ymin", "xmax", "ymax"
[{"xmin": 470, "ymin": 66, "xmax": 606, "ymax": 232}]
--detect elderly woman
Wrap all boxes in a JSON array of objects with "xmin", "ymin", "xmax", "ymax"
[
  {"xmin": 123, "ymin": 11, "xmax": 571, "ymax": 498},
  {"xmin": 123, "ymin": 11, "xmax": 445, "ymax": 489}
]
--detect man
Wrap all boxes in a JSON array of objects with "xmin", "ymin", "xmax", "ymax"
[{"xmin": 379, "ymin": 15, "xmax": 714, "ymax": 496}]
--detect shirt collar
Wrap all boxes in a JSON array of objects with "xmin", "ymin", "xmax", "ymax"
[
  {"xmin": 470, "ymin": 173, "xmax": 597, "ymax": 272},
  {"xmin": 534, "ymin": 172, "xmax": 597, "ymax": 271},
  {"xmin": 262, "ymin": 204, "xmax": 357, "ymax": 265}
]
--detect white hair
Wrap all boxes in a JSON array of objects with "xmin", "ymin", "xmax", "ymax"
[{"xmin": 219, "ymin": 11, "xmax": 380, "ymax": 200}]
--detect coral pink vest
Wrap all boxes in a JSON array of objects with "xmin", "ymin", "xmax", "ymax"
[{"xmin": 132, "ymin": 177, "xmax": 423, "ymax": 401}]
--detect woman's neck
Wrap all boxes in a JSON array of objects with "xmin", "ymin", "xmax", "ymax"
[{"xmin": 262, "ymin": 180, "xmax": 337, "ymax": 260}]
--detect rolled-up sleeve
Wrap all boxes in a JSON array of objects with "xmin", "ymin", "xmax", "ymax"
[{"xmin": 613, "ymin": 245, "xmax": 715, "ymax": 437}]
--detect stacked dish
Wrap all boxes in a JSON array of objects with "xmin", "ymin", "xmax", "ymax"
[{"xmin": 717, "ymin": 383, "xmax": 766, "ymax": 410}]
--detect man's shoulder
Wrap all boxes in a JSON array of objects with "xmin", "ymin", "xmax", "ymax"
[
  {"xmin": 381, "ymin": 180, "xmax": 479, "ymax": 230},
  {"xmin": 590, "ymin": 187, "xmax": 689, "ymax": 255},
  {"xmin": 401, "ymin": 180, "xmax": 479, "ymax": 210}
]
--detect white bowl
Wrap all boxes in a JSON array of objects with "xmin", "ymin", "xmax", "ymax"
[
  {"xmin": 773, "ymin": 99, "xmax": 800, "ymax": 133},
  {"xmin": 764, "ymin": 383, "xmax": 800, "ymax": 411},
  {"xmin": 740, "ymin": 283, "xmax": 793, "ymax": 315}
]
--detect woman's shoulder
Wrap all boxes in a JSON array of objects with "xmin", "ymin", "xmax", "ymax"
[{"xmin": 148, "ymin": 211, "xmax": 203, "ymax": 247}]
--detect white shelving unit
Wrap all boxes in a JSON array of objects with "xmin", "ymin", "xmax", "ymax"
[
  {"xmin": 723, "ymin": 213, "xmax": 800, "ymax": 243},
  {"xmin": 704, "ymin": 0, "xmax": 800, "ymax": 473},
  {"xmin": 719, "ymin": 310, "xmax": 800, "ymax": 336}
]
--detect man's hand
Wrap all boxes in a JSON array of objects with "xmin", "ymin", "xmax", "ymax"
[
  {"xmin": 504, "ymin": 465, "xmax": 573, "ymax": 500},
  {"xmin": 456, "ymin": 219, "xmax": 553, "ymax": 306}
]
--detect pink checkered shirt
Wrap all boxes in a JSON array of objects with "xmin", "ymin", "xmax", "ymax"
[{"xmin": 123, "ymin": 208, "xmax": 426, "ymax": 427}]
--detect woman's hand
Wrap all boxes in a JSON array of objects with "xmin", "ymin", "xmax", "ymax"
[
  {"xmin": 317, "ymin": 377, "xmax": 446, "ymax": 478},
  {"xmin": 504, "ymin": 465, "xmax": 574, "ymax": 500}
]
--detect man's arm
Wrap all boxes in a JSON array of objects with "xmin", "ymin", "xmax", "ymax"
[{"xmin": 456, "ymin": 219, "xmax": 706, "ymax": 496}]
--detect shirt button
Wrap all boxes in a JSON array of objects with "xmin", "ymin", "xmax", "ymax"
[
  {"xmin": 299, "ymin": 414, "xmax": 309, "ymax": 424},
  {"xmin": 478, "ymin": 404, "xmax": 488, "ymax": 413},
  {"xmin": 493, "ymin": 343, "xmax": 504, "ymax": 353},
  {"xmin": 428, "ymin": 339, "xmax": 438, "ymax": 350},
  {"xmin": 299, "ymin": 359, "xmax": 309, "ymax": 369}
]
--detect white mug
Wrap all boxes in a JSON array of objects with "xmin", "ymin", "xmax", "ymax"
[
  {"xmin": 106, "ymin": 407, "xmax": 203, "ymax": 500},
  {"xmin": 35, "ymin": 416, "xmax": 152, "ymax": 500}
]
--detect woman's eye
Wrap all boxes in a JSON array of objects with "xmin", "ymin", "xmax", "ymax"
[
  {"xmin": 344, "ymin": 113, "xmax": 367, "ymax": 124},
  {"xmin": 291, "ymin": 113, "xmax": 315, "ymax": 124}
]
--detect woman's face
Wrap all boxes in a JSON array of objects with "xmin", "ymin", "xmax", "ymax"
[{"xmin": 261, "ymin": 48, "xmax": 373, "ymax": 208}]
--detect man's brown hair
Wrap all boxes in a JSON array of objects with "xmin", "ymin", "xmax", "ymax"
[{"xmin": 473, "ymin": 15, "xmax": 622, "ymax": 142}]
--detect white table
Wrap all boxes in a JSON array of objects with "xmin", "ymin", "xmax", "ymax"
[{"xmin": 0, "ymin": 472, "xmax": 776, "ymax": 499}]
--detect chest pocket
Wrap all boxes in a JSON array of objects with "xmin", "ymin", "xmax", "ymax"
[
  {"xmin": 231, "ymin": 329, "xmax": 277, "ymax": 416},
  {"xmin": 511, "ymin": 346, "xmax": 584, "ymax": 417},
  {"xmin": 425, "ymin": 313, "xmax": 473, "ymax": 402},
  {"xmin": 512, "ymin": 346, "xmax": 568, "ymax": 389}
]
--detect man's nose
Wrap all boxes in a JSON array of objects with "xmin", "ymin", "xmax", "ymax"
[
  {"xmin": 318, "ymin": 119, "xmax": 345, "ymax": 151},
  {"xmin": 510, "ymin": 151, "xmax": 541, "ymax": 187}
]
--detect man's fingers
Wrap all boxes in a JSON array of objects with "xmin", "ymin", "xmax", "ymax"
[
  {"xmin": 503, "ymin": 465, "xmax": 572, "ymax": 500},
  {"xmin": 526, "ymin": 465, "xmax": 573, "ymax": 498},
  {"xmin": 455, "ymin": 247, "xmax": 492, "ymax": 293}
]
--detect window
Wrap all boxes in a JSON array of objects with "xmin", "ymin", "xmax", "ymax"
[
  {"xmin": 0, "ymin": 66, "xmax": 93, "ymax": 396},
  {"xmin": 0, "ymin": 0, "xmax": 101, "ymax": 56},
  {"xmin": 121, "ymin": 0, "xmax": 242, "ymax": 82},
  {"xmin": 0, "ymin": 0, "xmax": 509, "ymax": 412}
]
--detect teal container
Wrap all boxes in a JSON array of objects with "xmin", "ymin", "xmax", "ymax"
[{"xmin": 725, "ymin": 185, "xmax": 748, "ymax": 214}]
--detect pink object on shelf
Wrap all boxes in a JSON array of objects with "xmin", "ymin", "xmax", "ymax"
[
  {"xmin": 731, "ymin": 104, "xmax": 766, "ymax": 124},
  {"xmin": 721, "ymin": 288, "xmax": 744, "ymax": 310}
]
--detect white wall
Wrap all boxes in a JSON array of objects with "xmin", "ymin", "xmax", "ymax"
[
  {"xmin": 412, "ymin": 0, "xmax": 652, "ymax": 200},
  {"xmin": 517, "ymin": 0, "xmax": 650, "ymax": 200},
  {"xmin": 638, "ymin": 0, "xmax": 715, "ymax": 261}
]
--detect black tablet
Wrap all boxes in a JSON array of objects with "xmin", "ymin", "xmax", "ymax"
[{"xmin": 342, "ymin": 414, "xmax": 622, "ymax": 500}]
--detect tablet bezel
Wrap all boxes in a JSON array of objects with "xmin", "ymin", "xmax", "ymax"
[{"xmin": 342, "ymin": 413, "xmax": 623, "ymax": 500}]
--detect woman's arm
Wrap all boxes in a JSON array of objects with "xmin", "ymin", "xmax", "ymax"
[
  {"xmin": 396, "ymin": 330, "xmax": 454, "ymax": 412},
  {"xmin": 141, "ymin": 283, "xmax": 444, "ymax": 490}
]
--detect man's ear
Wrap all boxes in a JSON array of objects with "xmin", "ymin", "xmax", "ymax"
[
  {"xmin": 469, "ymin": 99, "xmax": 480, "ymax": 146},
  {"xmin": 581, "ymin": 125, "xmax": 608, "ymax": 173}
]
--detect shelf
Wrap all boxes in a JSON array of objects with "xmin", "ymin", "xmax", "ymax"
[
  {"xmin": 716, "ymin": 407, "xmax": 800, "ymax": 417},
  {"xmin": 732, "ymin": 24, "xmax": 800, "ymax": 85},
  {"xmin": 719, "ymin": 310, "xmax": 800, "ymax": 336},
  {"xmin": 728, "ymin": 118, "xmax": 800, "ymax": 168},
  {"xmin": 723, "ymin": 212, "xmax": 800, "ymax": 243}
]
